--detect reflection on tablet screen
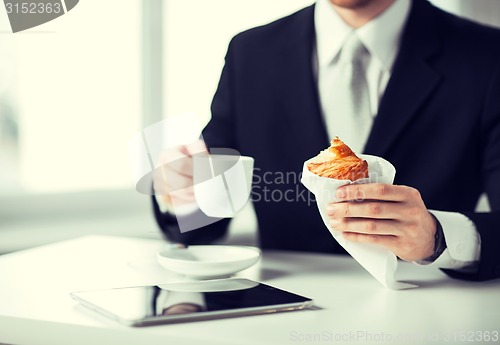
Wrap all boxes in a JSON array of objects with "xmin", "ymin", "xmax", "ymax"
[{"xmin": 71, "ymin": 279, "xmax": 313, "ymax": 325}]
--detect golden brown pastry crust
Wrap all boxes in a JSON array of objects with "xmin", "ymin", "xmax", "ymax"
[{"xmin": 307, "ymin": 137, "xmax": 368, "ymax": 181}]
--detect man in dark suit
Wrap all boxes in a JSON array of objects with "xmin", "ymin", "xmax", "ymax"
[{"xmin": 153, "ymin": 0, "xmax": 500, "ymax": 281}]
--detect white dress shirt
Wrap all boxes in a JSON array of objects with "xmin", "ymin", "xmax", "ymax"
[{"xmin": 314, "ymin": 0, "xmax": 481, "ymax": 269}]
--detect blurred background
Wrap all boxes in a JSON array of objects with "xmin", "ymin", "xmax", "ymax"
[{"xmin": 0, "ymin": 0, "xmax": 498, "ymax": 253}]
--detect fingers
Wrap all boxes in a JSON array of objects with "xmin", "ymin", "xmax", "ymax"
[
  {"xmin": 153, "ymin": 166, "xmax": 196, "ymax": 205},
  {"xmin": 181, "ymin": 139, "xmax": 208, "ymax": 156},
  {"xmin": 153, "ymin": 140, "xmax": 207, "ymax": 204},
  {"xmin": 329, "ymin": 184, "xmax": 437, "ymax": 261},
  {"xmin": 163, "ymin": 156, "xmax": 194, "ymax": 177},
  {"xmin": 329, "ymin": 218, "xmax": 399, "ymax": 235},
  {"xmin": 154, "ymin": 162, "xmax": 195, "ymax": 195},
  {"xmin": 163, "ymin": 171, "xmax": 194, "ymax": 192},
  {"xmin": 159, "ymin": 140, "xmax": 207, "ymax": 176},
  {"xmin": 342, "ymin": 232, "xmax": 398, "ymax": 248},
  {"xmin": 327, "ymin": 201, "xmax": 404, "ymax": 220},
  {"xmin": 336, "ymin": 184, "xmax": 419, "ymax": 202}
]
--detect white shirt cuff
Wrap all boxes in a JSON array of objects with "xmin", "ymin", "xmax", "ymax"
[{"xmin": 416, "ymin": 210, "xmax": 481, "ymax": 270}]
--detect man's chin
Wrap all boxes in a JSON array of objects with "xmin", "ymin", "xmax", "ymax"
[{"xmin": 329, "ymin": 0, "xmax": 373, "ymax": 9}]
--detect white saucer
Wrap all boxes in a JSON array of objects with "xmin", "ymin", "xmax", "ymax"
[{"xmin": 157, "ymin": 245, "xmax": 261, "ymax": 279}]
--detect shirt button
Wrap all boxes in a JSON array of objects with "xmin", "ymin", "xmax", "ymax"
[{"xmin": 456, "ymin": 243, "xmax": 464, "ymax": 253}]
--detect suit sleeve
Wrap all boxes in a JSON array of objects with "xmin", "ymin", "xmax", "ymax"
[
  {"xmin": 443, "ymin": 61, "xmax": 500, "ymax": 281},
  {"xmin": 202, "ymin": 37, "xmax": 238, "ymax": 150},
  {"xmin": 152, "ymin": 38, "xmax": 239, "ymax": 245}
]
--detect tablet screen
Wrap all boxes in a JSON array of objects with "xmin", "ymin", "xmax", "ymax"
[{"xmin": 71, "ymin": 278, "xmax": 313, "ymax": 325}]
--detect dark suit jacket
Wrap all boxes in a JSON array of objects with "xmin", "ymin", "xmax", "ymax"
[{"xmin": 154, "ymin": 0, "xmax": 500, "ymax": 281}]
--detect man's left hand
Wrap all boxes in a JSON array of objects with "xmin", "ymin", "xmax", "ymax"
[{"xmin": 326, "ymin": 184, "xmax": 437, "ymax": 262}]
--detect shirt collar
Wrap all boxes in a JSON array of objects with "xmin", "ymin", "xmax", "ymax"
[{"xmin": 314, "ymin": 0, "xmax": 411, "ymax": 72}]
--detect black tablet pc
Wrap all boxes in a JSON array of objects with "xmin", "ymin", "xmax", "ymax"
[{"xmin": 70, "ymin": 278, "xmax": 313, "ymax": 326}]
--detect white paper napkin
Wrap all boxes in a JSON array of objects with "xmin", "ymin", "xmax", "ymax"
[{"xmin": 301, "ymin": 154, "xmax": 416, "ymax": 289}]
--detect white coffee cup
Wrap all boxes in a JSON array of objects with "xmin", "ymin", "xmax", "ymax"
[{"xmin": 193, "ymin": 154, "xmax": 254, "ymax": 218}]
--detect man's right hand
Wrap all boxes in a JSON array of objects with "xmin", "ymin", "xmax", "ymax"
[{"xmin": 153, "ymin": 139, "xmax": 208, "ymax": 208}]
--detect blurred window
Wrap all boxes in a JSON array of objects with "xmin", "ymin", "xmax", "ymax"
[{"xmin": 0, "ymin": 1, "xmax": 141, "ymax": 195}]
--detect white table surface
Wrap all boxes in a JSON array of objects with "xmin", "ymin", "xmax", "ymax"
[{"xmin": 0, "ymin": 235, "xmax": 499, "ymax": 345}]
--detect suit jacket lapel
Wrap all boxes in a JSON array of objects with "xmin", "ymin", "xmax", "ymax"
[
  {"xmin": 275, "ymin": 5, "xmax": 329, "ymax": 157},
  {"xmin": 364, "ymin": 0, "xmax": 442, "ymax": 157}
]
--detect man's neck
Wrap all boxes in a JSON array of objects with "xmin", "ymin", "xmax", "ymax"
[{"xmin": 330, "ymin": 0, "xmax": 396, "ymax": 28}]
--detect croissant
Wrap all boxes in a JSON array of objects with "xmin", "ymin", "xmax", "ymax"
[{"xmin": 307, "ymin": 137, "xmax": 368, "ymax": 181}]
